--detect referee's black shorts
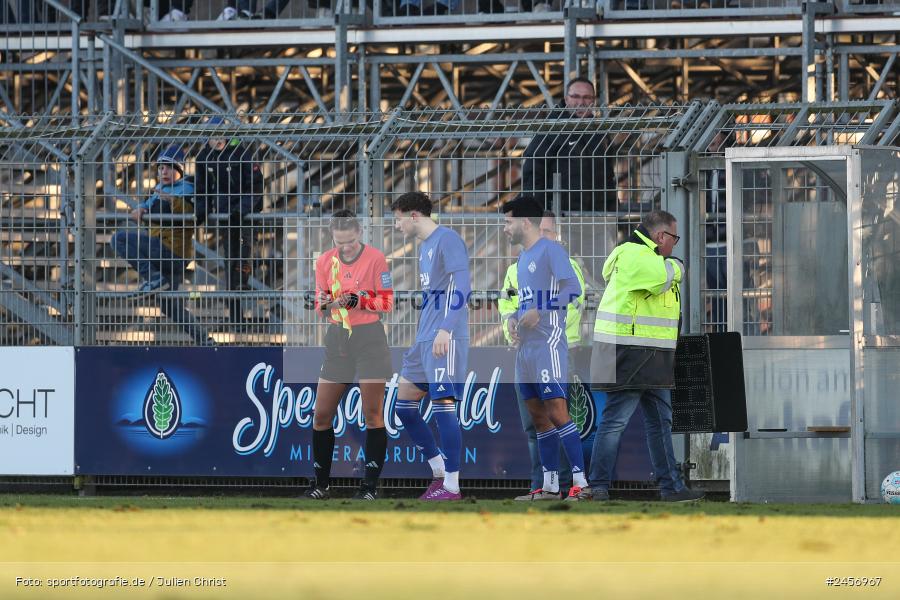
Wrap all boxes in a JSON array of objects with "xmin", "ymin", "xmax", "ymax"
[{"xmin": 320, "ymin": 322, "xmax": 392, "ymax": 383}]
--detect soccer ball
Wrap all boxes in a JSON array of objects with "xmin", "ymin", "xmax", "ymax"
[{"xmin": 882, "ymin": 471, "xmax": 900, "ymax": 505}]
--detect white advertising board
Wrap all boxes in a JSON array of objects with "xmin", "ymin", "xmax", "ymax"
[{"xmin": 0, "ymin": 347, "xmax": 74, "ymax": 475}]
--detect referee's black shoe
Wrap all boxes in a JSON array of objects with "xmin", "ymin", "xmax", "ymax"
[
  {"xmin": 351, "ymin": 485, "xmax": 378, "ymax": 501},
  {"xmin": 303, "ymin": 484, "xmax": 330, "ymax": 500}
]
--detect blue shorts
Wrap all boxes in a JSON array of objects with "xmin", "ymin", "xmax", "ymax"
[
  {"xmin": 515, "ymin": 339, "xmax": 568, "ymax": 401},
  {"xmin": 400, "ymin": 337, "xmax": 469, "ymax": 400}
]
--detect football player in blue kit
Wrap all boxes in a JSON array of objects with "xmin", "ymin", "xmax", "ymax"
[
  {"xmin": 501, "ymin": 195, "xmax": 588, "ymax": 500},
  {"xmin": 391, "ymin": 192, "xmax": 470, "ymax": 501}
]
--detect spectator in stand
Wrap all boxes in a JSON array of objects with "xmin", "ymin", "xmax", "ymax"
[
  {"xmin": 522, "ymin": 77, "xmax": 617, "ymax": 214},
  {"xmin": 218, "ymin": 0, "xmax": 332, "ymax": 19},
  {"xmin": 110, "ymin": 145, "xmax": 214, "ymax": 345},
  {"xmin": 387, "ymin": 0, "xmax": 456, "ymax": 16},
  {"xmin": 110, "ymin": 145, "xmax": 195, "ymax": 294},
  {"xmin": 154, "ymin": 0, "xmax": 194, "ymax": 21},
  {"xmin": 522, "ymin": 76, "xmax": 619, "ymax": 283},
  {"xmin": 194, "ymin": 116, "xmax": 264, "ymax": 324},
  {"xmin": 478, "ymin": 0, "xmax": 554, "ymax": 14}
]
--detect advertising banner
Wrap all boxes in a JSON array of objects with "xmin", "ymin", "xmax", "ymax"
[
  {"xmin": 0, "ymin": 347, "xmax": 75, "ymax": 475},
  {"xmin": 75, "ymin": 347, "xmax": 653, "ymax": 482}
]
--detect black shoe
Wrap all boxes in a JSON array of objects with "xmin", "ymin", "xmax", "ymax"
[
  {"xmin": 352, "ymin": 485, "xmax": 377, "ymax": 500},
  {"xmin": 593, "ymin": 488, "xmax": 610, "ymax": 501},
  {"xmin": 661, "ymin": 488, "xmax": 705, "ymax": 503},
  {"xmin": 585, "ymin": 487, "xmax": 610, "ymax": 501},
  {"xmin": 303, "ymin": 484, "xmax": 330, "ymax": 500}
]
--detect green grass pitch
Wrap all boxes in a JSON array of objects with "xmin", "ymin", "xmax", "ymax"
[{"xmin": 2, "ymin": 494, "xmax": 898, "ymax": 599}]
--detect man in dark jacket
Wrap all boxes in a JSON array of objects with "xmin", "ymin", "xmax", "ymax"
[
  {"xmin": 521, "ymin": 77, "xmax": 618, "ymax": 214},
  {"xmin": 577, "ymin": 210, "xmax": 704, "ymax": 503},
  {"xmin": 194, "ymin": 117, "xmax": 264, "ymax": 324}
]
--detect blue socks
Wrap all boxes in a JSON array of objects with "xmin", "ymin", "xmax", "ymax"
[
  {"xmin": 557, "ymin": 420, "xmax": 588, "ymax": 487},
  {"xmin": 395, "ymin": 399, "xmax": 461, "ymax": 492},
  {"xmin": 536, "ymin": 428, "xmax": 560, "ymax": 492},
  {"xmin": 395, "ymin": 400, "xmax": 440, "ymax": 461},
  {"xmin": 432, "ymin": 403, "xmax": 461, "ymax": 474}
]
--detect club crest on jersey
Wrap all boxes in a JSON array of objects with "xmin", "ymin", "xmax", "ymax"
[{"xmin": 528, "ymin": 261, "xmax": 537, "ymax": 273}]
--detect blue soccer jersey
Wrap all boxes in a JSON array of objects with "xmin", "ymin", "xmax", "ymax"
[
  {"xmin": 515, "ymin": 238, "xmax": 580, "ymax": 346},
  {"xmin": 415, "ymin": 226, "xmax": 471, "ymax": 342}
]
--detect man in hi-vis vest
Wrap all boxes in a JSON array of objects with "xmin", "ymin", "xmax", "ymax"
[{"xmin": 575, "ymin": 210, "xmax": 704, "ymax": 503}]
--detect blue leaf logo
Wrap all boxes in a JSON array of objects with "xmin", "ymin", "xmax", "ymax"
[{"xmin": 143, "ymin": 369, "xmax": 182, "ymax": 439}]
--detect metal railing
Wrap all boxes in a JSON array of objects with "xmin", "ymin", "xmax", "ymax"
[
  {"xmin": 839, "ymin": 0, "xmax": 900, "ymax": 14},
  {"xmin": 600, "ymin": 0, "xmax": 804, "ymax": 19}
]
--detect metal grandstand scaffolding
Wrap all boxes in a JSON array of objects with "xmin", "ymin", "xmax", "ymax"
[
  {"xmin": 0, "ymin": 0, "xmax": 83, "ymax": 117},
  {"xmin": 11, "ymin": 0, "xmax": 900, "ymax": 122}
]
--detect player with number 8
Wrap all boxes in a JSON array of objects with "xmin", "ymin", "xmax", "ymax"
[{"xmin": 501, "ymin": 196, "xmax": 587, "ymax": 501}]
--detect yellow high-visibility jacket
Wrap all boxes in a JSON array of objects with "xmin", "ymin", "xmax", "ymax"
[{"xmin": 591, "ymin": 226, "xmax": 683, "ymax": 390}]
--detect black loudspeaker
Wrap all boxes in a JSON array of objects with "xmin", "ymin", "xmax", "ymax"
[{"xmin": 672, "ymin": 332, "xmax": 748, "ymax": 433}]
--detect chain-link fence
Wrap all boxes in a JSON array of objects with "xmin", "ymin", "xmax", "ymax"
[
  {"xmin": 3, "ymin": 101, "xmax": 898, "ymax": 348},
  {"xmin": 691, "ymin": 101, "xmax": 893, "ymax": 334},
  {"xmin": 0, "ymin": 114, "xmax": 81, "ymax": 345},
  {"xmin": 1, "ymin": 105, "xmax": 695, "ymax": 347}
]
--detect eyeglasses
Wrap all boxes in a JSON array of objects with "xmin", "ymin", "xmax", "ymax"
[{"xmin": 662, "ymin": 231, "xmax": 681, "ymax": 245}]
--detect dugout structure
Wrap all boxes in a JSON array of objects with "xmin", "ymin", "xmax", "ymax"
[{"xmin": 725, "ymin": 145, "xmax": 900, "ymax": 503}]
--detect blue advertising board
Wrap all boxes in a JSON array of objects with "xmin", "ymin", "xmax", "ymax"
[{"xmin": 74, "ymin": 347, "xmax": 653, "ymax": 482}]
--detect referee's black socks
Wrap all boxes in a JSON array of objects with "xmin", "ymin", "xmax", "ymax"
[
  {"xmin": 364, "ymin": 427, "xmax": 388, "ymax": 490},
  {"xmin": 312, "ymin": 428, "xmax": 335, "ymax": 489}
]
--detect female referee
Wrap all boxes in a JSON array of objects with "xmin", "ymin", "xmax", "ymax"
[{"xmin": 305, "ymin": 209, "xmax": 394, "ymax": 500}]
